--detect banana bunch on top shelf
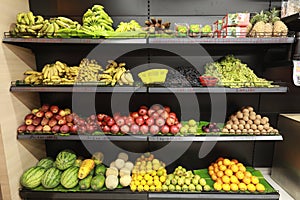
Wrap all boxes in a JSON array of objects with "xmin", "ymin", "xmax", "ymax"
[
  {"xmin": 100, "ymin": 60, "xmax": 134, "ymax": 86},
  {"xmin": 13, "ymin": 12, "xmax": 45, "ymax": 38},
  {"xmin": 23, "ymin": 61, "xmax": 80, "ymax": 85},
  {"xmin": 81, "ymin": 5, "xmax": 114, "ymax": 36}
]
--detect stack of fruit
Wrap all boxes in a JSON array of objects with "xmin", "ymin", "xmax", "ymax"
[
  {"xmin": 248, "ymin": 8, "xmax": 288, "ymax": 37},
  {"xmin": 203, "ymin": 55, "xmax": 274, "ymax": 88},
  {"xmin": 81, "ymin": 5, "xmax": 114, "ymax": 37},
  {"xmin": 222, "ymin": 106, "xmax": 279, "ymax": 135},
  {"xmin": 162, "ymin": 166, "xmax": 211, "ymax": 192},
  {"xmin": 130, "ymin": 153, "xmax": 167, "ymax": 192},
  {"xmin": 17, "ymin": 104, "xmax": 77, "ymax": 135},
  {"xmin": 209, "ymin": 157, "xmax": 265, "ymax": 193},
  {"xmin": 20, "ymin": 150, "xmax": 106, "ymax": 190}
]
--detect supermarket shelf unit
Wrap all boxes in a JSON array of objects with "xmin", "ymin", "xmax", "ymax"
[{"xmin": 5, "ymin": 0, "xmax": 300, "ymax": 200}]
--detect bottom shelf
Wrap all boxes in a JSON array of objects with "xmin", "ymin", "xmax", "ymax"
[{"xmin": 19, "ymin": 189, "xmax": 279, "ymax": 200}]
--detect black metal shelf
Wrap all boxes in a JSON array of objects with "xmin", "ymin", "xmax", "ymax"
[{"xmin": 17, "ymin": 134, "xmax": 283, "ymax": 142}]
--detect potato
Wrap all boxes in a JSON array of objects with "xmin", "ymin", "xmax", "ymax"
[
  {"xmin": 237, "ymin": 112, "xmax": 243, "ymax": 119},
  {"xmin": 251, "ymin": 124, "xmax": 257, "ymax": 130},
  {"xmin": 232, "ymin": 124, "xmax": 238, "ymax": 130},
  {"xmin": 232, "ymin": 116, "xmax": 238, "ymax": 122},
  {"xmin": 227, "ymin": 120, "xmax": 233, "ymax": 125},
  {"xmin": 229, "ymin": 129, "xmax": 235, "ymax": 134},
  {"xmin": 247, "ymin": 120, "xmax": 253, "ymax": 125},
  {"xmin": 261, "ymin": 129, "xmax": 267, "ymax": 135},
  {"xmin": 263, "ymin": 123, "xmax": 270, "ymax": 130},
  {"xmin": 234, "ymin": 120, "xmax": 240, "ymax": 125},
  {"xmin": 260, "ymin": 118, "xmax": 267, "ymax": 125},
  {"xmin": 243, "ymin": 116, "xmax": 249, "ymax": 122},
  {"xmin": 249, "ymin": 114, "xmax": 256, "ymax": 121},
  {"xmin": 247, "ymin": 106, "xmax": 254, "ymax": 112},
  {"xmin": 254, "ymin": 130, "xmax": 260, "ymax": 135},
  {"xmin": 222, "ymin": 128, "xmax": 229, "ymax": 133},
  {"xmin": 256, "ymin": 115, "xmax": 261, "ymax": 120},
  {"xmin": 236, "ymin": 130, "xmax": 242, "ymax": 134},
  {"xmin": 242, "ymin": 108, "xmax": 249, "ymax": 113},
  {"xmin": 254, "ymin": 119, "xmax": 261, "ymax": 125},
  {"xmin": 248, "ymin": 129, "xmax": 254, "ymax": 135},
  {"xmin": 245, "ymin": 124, "xmax": 251, "ymax": 130},
  {"xmin": 262, "ymin": 117, "xmax": 269, "ymax": 123},
  {"xmin": 242, "ymin": 129, "xmax": 248, "ymax": 133},
  {"xmin": 239, "ymin": 120, "xmax": 246, "ymax": 125},
  {"xmin": 257, "ymin": 125, "xmax": 264, "ymax": 131},
  {"xmin": 238, "ymin": 124, "xmax": 244, "ymax": 130}
]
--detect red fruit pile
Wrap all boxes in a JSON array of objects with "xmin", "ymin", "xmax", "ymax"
[{"xmin": 17, "ymin": 104, "xmax": 77, "ymax": 134}]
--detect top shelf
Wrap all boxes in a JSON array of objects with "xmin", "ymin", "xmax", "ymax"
[{"xmin": 2, "ymin": 37, "xmax": 295, "ymax": 45}]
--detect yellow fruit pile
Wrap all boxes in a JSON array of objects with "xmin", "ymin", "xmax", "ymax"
[
  {"xmin": 130, "ymin": 153, "xmax": 167, "ymax": 192},
  {"xmin": 209, "ymin": 157, "xmax": 265, "ymax": 193}
]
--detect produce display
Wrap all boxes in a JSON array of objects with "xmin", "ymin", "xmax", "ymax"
[
  {"xmin": 20, "ymin": 151, "xmax": 275, "ymax": 195},
  {"xmin": 21, "ymin": 59, "xmax": 134, "ymax": 86},
  {"xmin": 203, "ymin": 55, "xmax": 274, "ymax": 88},
  {"xmin": 222, "ymin": 106, "xmax": 279, "ymax": 135},
  {"xmin": 248, "ymin": 8, "xmax": 288, "ymax": 38},
  {"xmin": 209, "ymin": 157, "xmax": 266, "ymax": 193},
  {"xmin": 164, "ymin": 66, "xmax": 201, "ymax": 87},
  {"xmin": 130, "ymin": 153, "xmax": 167, "ymax": 192}
]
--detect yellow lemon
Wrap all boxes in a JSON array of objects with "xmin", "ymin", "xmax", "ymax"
[
  {"xmin": 223, "ymin": 158, "xmax": 231, "ymax": 166},
  {"xmin": 239, "ymin": 165, "xmax": 246, "ymax": 173},
  {"xmin": 137, "ymin": 185, "xmax": 144, "ymax": 192},
  {"xmin": 251, "ymin": 176, "xmax": 259, "ymax": 185},
  {"xmin": 222, "ymin": 175, "xmax": 230, "ymax": 184},
  {"xmin": 230, "ymin": 183, "xmax": 239, "ymax": 192},
  {"xmin": 238, "ymin": 182, "xmax": 247, "ymax": 191},
  {"xmin": 214, "ymin": 182, "xmax": 222, "ymax": 191},
  {"xmin": 231, "ymin": 165, "xmax": 239, "ymax": 173},
  {"xmin": 147, "ymin": 179, "xmax": 153, "ymax": 186},
  {"xmin": 159, "ymin": 176, "xmax": 166, "ymax": 183},
  {"xmin": 144, "ymin": 174, "xmax": 151, "ymax": 181},
  {"xmin": 143, "ymin": 185, "xmax": 150, "ymax": 192},
  {"xmin": 217, "ymin": 171, "xmax": 224, "ymax": 178},
  {"xmin": 244, "ymin": 171, "xmax": 252, "ymax": 178},
  {"xmin": 151, "ymin": 171, "xmax": 157, "ymax": 177},
  {"xmin": 236, "ymin": 171, "xmax": 245, "ymax": 180},
  {"xmin": 222, "ymin": 183, "xmax": 231, "ymax": 192},
  {"xmin": 155, "ymin": 185, "xmax": 162, "ymax": 192},
  {"xmin": 141, "ymin": 179, "xmax": 147, "ymax": 186},
  {"xmin": 225, "ymin": 169, "xmax": 233, "ymax": 177},
  {"xmin": 219, "ymin": 165, "xmax": 227, "ymax": 171},
  {"xmin": 247, "ymin": 183, "xmax": 256, "ymax": 193},
  {"xmin": 137, "ymin": 175, "xmax": 143, "ymax": 181},
  {"xmin": 150, "ymin": 185, "xmax": 156, "ymax": 192},
  {"xmin": 130, "ymin": 184, "xmax": 137, "ymax": 192},
  {"xmin": 242, "ymin": 177, "xmax": 251, "ymax": 185},
  {"xmin": 230, "ymin": 175, "xmax": 239, "ymax": 184},
  {"xmin": 140, "ymin": 170, "xmax": 146, "ymax": 176},
  {"xmin": 256, "ymin": 183, "xmax": 266, "ymax": 193},
  {"xmin": 154, "ymin": 176, "xmax": 159, "ymax": 180},
  {"xmin": 134, "ymin": 180, "xmax": 140, "ymax": 186}
]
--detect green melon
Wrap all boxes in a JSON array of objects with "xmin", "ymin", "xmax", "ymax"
[
  {"xmin": 37, "ymin": 157, "xmax": 54, "ymax": 169},
  {"xmin": 41, "ymin": 167, "xmax": 62, "ymax": 189},
  {"xmin": 61, "ymin": 166, "xmax": 79, "ymax": 189},
  {"xmin": 55, "ymin": 150, "xmax": 76, "ymax": 170},
  {"xmin": 20, "ymin": 166, "xmax": 46, "ymax": 189}
]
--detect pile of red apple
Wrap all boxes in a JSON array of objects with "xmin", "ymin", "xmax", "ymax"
[
  {"xmin": 96, "ymin": 104, "xmax": 181, "ymax": 135},
  {"xmin": 17, "ymin": 104, "xmax": 77, "ymax": 134}
]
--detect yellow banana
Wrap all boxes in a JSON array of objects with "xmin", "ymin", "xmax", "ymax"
[
  {"xmin": 99, "ymin": 74, "xmax": 112, "ymax": 79},
  {"xmin": 17, "ymin": 13, "xmax": 25, "ymax": 24},
  {"xmin": 23, "ymin": 13, "xmax": 30, "ymax": 25},
  {"xmin": 35, "ymin": 16, "xmax": 44, "ymax": 24},
  {"xmin": 120, "ymin": 73, "xmax": 129, "ymax": 85},
  {"xmin": 27, "ymin": 12, "xmax": 35, "ymax": 25},
  {"xmin": 118, "ymin": 62, "xmax": 126, "ymax": 67},
  {"xmin": 106, "ymin": 60, "xmax": 117, "ymax": 69},
  {"xmin": 24, "ymin": 76, "xmax": 31, "ymax": 84},
  {"xmin": 24, "ymin": 70, "xmax": 39, "ymax": 75},
  {"xmin": 124, "ymin": 71, "xmax": 134, "ymax": 84},
  {"xmin": 113, "ymin": 67, "xmax": 126, "ymax": 81}
]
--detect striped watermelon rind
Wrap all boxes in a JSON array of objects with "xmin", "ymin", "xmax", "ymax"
[
  {"xmin": 20, "ymin": 166, "xmax": 46, "ymax": 189},
  {"xmin": 37, "ymin": 157, "xmax": 54, "ymax": 169},
  {"xmin": 61, "ymin": 166, "xmax": 79, "ymax": 189},
  {"xmin": 41, "ymin": 167, "xmax": 62, "ymax": 189},
  {"xmin": 55, "ymin": 150, "xmax": 76, "ymax": 171}
]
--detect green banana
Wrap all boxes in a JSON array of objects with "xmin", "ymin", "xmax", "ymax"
[
  {"xmin": 35, "ymin": 16, "xmax": 44, "ymax": 24},
  {"xmin": 55, "ymin": 20, "xmax": 70, "ymax": 28},
  {"xmin": 27, "ymin": 12, "xmax": 35, "ymax": 25},
  {"xmin": 45, "ymin": 23, "xmax": 54, "ymax": 36},
  {"xmin": 17, "ymin": 13, "xmax": 25, "ymax": 24},
  {"xmin": 53, "ymin": 22, "xmax": 60, "ymax": 32},
  {"xmin": 23, "ymin": 12, "xmax": 30, "ymax": 25},
  {"xmin": 30, "ymin": 24, "xmax": 43, "ymax": 30},
  {"xmin": 57, "ymin": 17, "xmax": 75, "ymax": 25}
]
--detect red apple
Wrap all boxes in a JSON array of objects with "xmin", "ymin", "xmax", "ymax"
[
  {"xmin": 164, "ymin": 106, "xmax": 171, "ymax": 113},
  {"xmin": 143, "ymin": 115, "xmax": 149, "ymax": 121},
  {"xmin": 110, "ymin": 124, "xmax": 120, "ymax": 134},
  {"xmin": 135, "ymin": 116, "xmax": 144, "ymax": 126},
  {"xmin": 115, "ymin": 117, "xmax": 124, "ymax": 127},
  {"xmin": 146, "ymin": 117, "xmax": 155, "ymax": 126},
  {"xmin": 157, "ymin": 109, "xmax": 164, "ymax": 115},
  {"xmin": 58, "ymin": 110, "xmax": 66, "ymax": 117},
  {"xmin": 41, "ymin": 104, "xmax": 50, "ymax": 112},
  {"xmin": 140, "ymin": 105, "xmax": 148, "ymax": 110},
  {"xmin": 32, "ymin": 117, "xmax": 42, "ymax": 126},
  {"xmin": 35, "ymin": 110, "xmax": 44, "ymax": 118},
  {"xmin": 106, "ymin": 117, "xmax": 115, "ymax": 127},
  {"xmin": 40, "ymin": 118, "xmax": 49, "ymax": 126},
  {"xmin": 151, "ymin": 104, "xmax": 162, "ymax": 111},
  {"xmin": 50, "ymin": 105, "xmax": 59, "ymax": 114},
  {"xmin": 170, "ymin": 125, "xmax": 179, "ymax": 134},
  {"xmin": 125, "ymin": 116, "xmax": 135, "ymax": 126},
  {"xmin": 97, "ymin": 114, "xmax": 106, "ymax": 121},
  {"xmin": 65, "ymin": 114, "xmax": 73, "ymax": 123},
  {"xmin": 31, "ymin": 108, "xmax": 39, "ymax": 115},
  {"xmin": 67, "ymin": 122, "xmax": 73, "ymax": 127},
  {"xmin": 151, "ymin": 112, "xmax": 160, "ymax": 120},
  {"xmin": 169, "ymin": 112, "xmax": 177, "ymax": 119},
  {"xmin": 51, "ymin": 125, "xmax": 60, "ymax": 133},
  {"xmin": 101, "ymin": 125, "xmax": 110, "ymax": 133},
  {"xmin": 45, "ymin": 111, "xmax": 53, "ymax": 119},
  {"xmin": 89, "ymin": 114, "xmax": 96, "ymax": 121},
  {"xmin": 59, "ymin": 125, "xmax": 69, "ymax": 133},
  {"xmin": 140, "ymin": 125, "xmax": 149, "ymax": 134},
  {"xmin": 43, "ymin": 125, "xmax": 51, "ymax": 133},
  {"xmin": 131, "ymin": 112, "xmax": 139, "ymax": 119},
  {"xmin": 86, "ymin": 125, "xmax": 95, "ymax": 134},
  {"xmin": 17, "ymin": 124, "xmax": 27, "ymax": 133},
  {"xmin": 25, "ymin": 118, "xmax": 33, "ymax": 125},
  {"xmin": 54, "ymin": 114, "xmax": 62, "ymax": 121},
  {"xmin": 156, "ymin": 117, "xmax": 165, "ymax": 127},
  {"xmin": 48, "ymin": 118, "xmax": 58, "ymax": 127},
  {"xmin": 148, "ymin": 109, "xmax": 155, "ymax": 116},
  {"xmin": 138, "ymin": 108, "xmax": 148, "ymax": 116},
  {"xmin": 161, "ymin": 111, "xmax": 169, "ymax": 119},
  {"xmin": 24, "ymin": 113, "xmax": 34, "ymax": 120},
  {"xmin": 174, "ymin": 118, "xmax": 179, "ymax": 125},
  {"xmin": 69, "ymin": 125, "xmax": 78, "ymax": 134},
  {"xmin": 130, "ymin": 124, "xmax": 140, "ymax": 134},
  {"xmin": 34, "ymin": 125, "xmax": 43, "ymax": 133},
  {"xmin": 177, "ymin": 123, "xmax": 182, "ymax": 129},
  {"xmin": 120, "ymin": 125, "xmax": 130, "ymax": 134},
  {"xmin": 113, "ymin": 113, "xmax": 121, "ymax": 120},
  {"xmin": 150, "ymin": 125, "xmax": 160, "ymax": 135},
  {"xmin": 166, "ymin": 117, "xmax": 175, "ymax": 126},
  {"xmin": 64, "ymin": 108, "xmax": 71, "ymax": 115},
  {"xmin": 161, "ymin": 125, "xmax": 170, "ymax": 134},
  {"xmin": 26, "ymin": 125, "xmax": 35, "ymax": 133},
  {"xmin": 78, "ymin": 126, "xmax": 87, "ymax": 134}
]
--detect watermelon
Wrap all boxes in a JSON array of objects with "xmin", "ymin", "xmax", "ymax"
[
  {"xmin": 20, "ymin": 166, "xmax": 46, "ymax": 189},
  {"xmin": 37, "ymin": 157, "xmax": 54, "ymax": 169},
  {"xmin": 61, "ymin": 166, "xmax": 79, "ymax": 189},
  {"xmin": 41, "ymin": 167, "xmax": 62, "ymax": 189},
  {"xmin": 55, "ymin": 150, "xmax": 76, "ymax": 170}
]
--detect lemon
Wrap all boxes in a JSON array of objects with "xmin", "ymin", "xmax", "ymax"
[
  {"xmin": 225, "ymin": 169, "xmax": 233, "ymax": 177},
  {"xmin": 137, "ymin": 185, "xmax": 144, "ymax": 192},
  {"xmin": 247, "ymin": 183, "xmax": 256, "ymax": 192},
  {"xmin": 153, "ymin": 176, "xmax": 159, "ymax": 180},
  {"xmin": 256, "ymin": 183, "xmax": 266, "ymax": 193},
  {"xmin": 147, "ymin": 179, "xmax": 153, "ymax": 186},
  {"xmin": 213, "ymin": 182, "xmax": 222, "ymax": 191},
  {"xmin": 238, "ymin": 182, "xmax": 247, "ymax": 191},
  {"xmin": 222, "ymin": 175, "xmax": 230, "ymax": 184},
  {"xmin": 137, "ymin": 175, "xmax": 143, "ymax": 181},
  {"xmin": 151, "ymin": 171, "xmax": 157, "ymax": 177},
  {"xmin": 251, "ymin": 176, "xmax": 259, "ymax": 185},
  {"xmin": 159, "ymin": 176, "xmax": 166, "ymax": 183},
  {"xmin": 130, "ymin": 184, "xmax": 137, "ymax": 192},
  {"xmin": 141, "ymin": 179, "xmax": 146, "ymax": 186},
  {"xmin": 230, "ymin": 175, "xmax": 239, "ymax": 184},
  {"xmin": 154, "ymin": 179, "xmax": 161, "ymax": 186},
  {"xmin": 236, "ymin": 171, "xmax": 244, "ymax": 180},
  {"xmin": 144, "ymin": 174, "xmax": 151, "ymax": 181},
  {"xmin": 230, "ymin": 183, "xmax": 239, "ymax": 192},
  {"xmin": 143, "ymin": 185, "xmax": 150, "ymax": 192},
  {"xmin": 223, "ymin": 158, "xmax": 231, "ymax": 166},
  {"xmin": 150, "ymin": 185, "xmax": 156, "ymax": 192},
  {"xmin": 155, "ymin": 185, "xmax": 162, "ymax": 192},
  {"xmin": 134, "ymin": 180, "xmax": 140, "ymax": 186},
  {"xmin": 222, "ymin": 183, "xmax": 231, "ymax": 192},
  {"xmin": 140, "ymin": 170, "xmax": 146, "ymax": 176}
]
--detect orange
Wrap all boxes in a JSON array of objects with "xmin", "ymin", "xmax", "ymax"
[
  {"xmin": 230, "ymin": 175, "xmax": 239, "ymax": 184},
  {"xmin": 216, "ymin": 157, "xmax": 224, "ymax": 162},
  {"xmin": 217, "ymin": 171, "xmax": 224, "ymax": 178},
  {"xmin": 222, "ymin": 183, "xmax": 231, "ymax": 192},
  {"xmin": 247, "ymin": 183, "xmax": 256, "ymax": 192},
  {"xmin": 236, "ymin": 171, "xmax": 245, "ymax": 180},
  {"xmin": 219, "ymin": 165, "xmax": 227, "ymax": 171},
  {"xmin": 209, "ymin": 170, "xmax": 215, "ymax": 176},
  {"xmin": 251, "ymin": 176, "xmax": 259, "ymax": 185},
  {"xmin": 237, "ymin": 163, "xmax": 243, "ymax": 167},
  {"xmin": 256, "ymin": 183, "xmax": 266, "ymax": 193},
  {"xmin": 225, "ymin": 169, "xmax": 233, "ymax": 177},
  {"xmin": 244, "ymin": 171, "xmax": 252, "ymax": 178},
  {"xmin": 213, "ymin": 163, "xmax": 218, "ymax": 169},
  {"xmin": 231, "ymin": 165, "xmax": 239, "ymax": 173},
  {"xmin": 216, "ymin": 178, "xmax": 223, "ymax": 185},
  {"xmin": 208, "ymin": 166, "xmax": 214, "ymax": 171},
  {"xmin": 231, "ymin": 159, "xmax": 239, "ymax": 164},
  {"xmin": 211, "ymin": 174, "xmax": 217, "ymax": 181},
  {"xmin": 238, "ymin": 183, "xmax": 247, "ymax": 191},
  {"xmin": 214, "ymin": 182, "xmax": 222, "ymax": 191},
  {"xmin": 223, "ymin": 158, "xmax": 231, "ymax": 166},
  {"xmin": 242, "ymin": 177, "xmax": 251, "ymax": 185},
  {"xmin": 230, "ymin": 183, "xmax": 239, "ymax": 192},
  {"xmin": 214, "ymin": 168, "xmax": 219, "ymax": 173},
  {"xmin": 222, "ymin": 175, "xmax": 230, "ymax": 184},
  {"xmin": 239, "ymin": 165, "xmax": 246, "ymax": 173},
  {"xmin": 217, "ymin": 160, "xmax": 223, "ymax": 166}
]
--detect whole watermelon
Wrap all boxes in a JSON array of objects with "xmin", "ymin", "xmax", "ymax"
[
  {"xmin": 61, "ymin": 166, "xmax": 79, "ymax": 189},
  {"xmin": 55, "ymin": 150, "xmax": 76, "ymax": 170},
  {"xmin": 41, "ymin": 167, "xmax": 62, "ymax": 189},
  {"xmin": 20, "ymin": 166, "xmax": 46, "ymax": 189},
  {"xmin": 37, "ymin": 157, "xmax": 54, "ymax": 169}
]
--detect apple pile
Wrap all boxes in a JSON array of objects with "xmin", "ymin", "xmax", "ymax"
[
  {"xmin": 97, "ymin": 104, "xmax": 181, "ymax": 135},
  {"xmin": 17, "ymin": 104, "xmax": 77, "ymax": 134}
]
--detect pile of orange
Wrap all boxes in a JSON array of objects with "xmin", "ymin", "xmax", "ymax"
[{"xmin": 208, "ymin": 157, "xmax": 265, "ymax": 193}]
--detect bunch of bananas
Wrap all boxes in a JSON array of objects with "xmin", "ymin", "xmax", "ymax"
[
  {"xmin": 13, "ymin": 12, "xmax": 45, "ymax": 38},
  {"xmin": 23, "ymin": 61, "xmax": 79, "ymax": 85},
  {"xmin": 81, "ymin": 5, "xmax": 114, "ymax": 35},
  {"xmin": 76, "ymin": 59, "xmax": 103, "ymax": 82},
  {"xmin": 100, "ymin": 60, "xmax": 134, "ymax": 86},
  {"xmin": 115, "ymin": 20, "xmax": 142, "ymax": 32}
]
